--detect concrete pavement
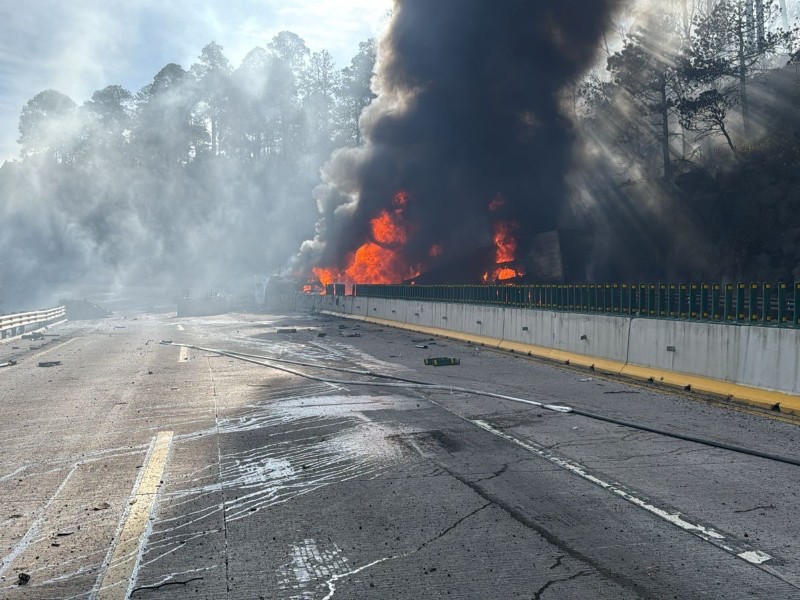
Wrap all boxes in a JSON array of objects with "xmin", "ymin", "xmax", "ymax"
[{"xmin": 1, "ymin": 309, "xmax": 799, "ymax": 598}]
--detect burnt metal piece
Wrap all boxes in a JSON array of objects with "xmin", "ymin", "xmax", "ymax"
[
  {"xmin": 38, "ymin": 361, "xmax": 61, "ymax": 368},
  {"xmin": 424, "ymin": 357, "xmax": 461, "ymax": 367}
]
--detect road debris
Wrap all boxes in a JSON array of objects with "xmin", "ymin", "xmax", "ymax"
[
  {"xmin": 56, "ymin": 530, "xmax": 75, "ymax": 537},
  {"xmin": 415, "ymin": 344, "xmax": 429, "ymax": 349},
  {"xmin": 424, "ymin": 357, "xmax": 461, "ymax": 366},
  {"xmin": 340, "ymin": 332, "xmax": 361, "ymax": 338},
  {"xmin": 93, "ymin": 501, "xmax": 111, "ymax": 511},
  {"xmin": 317, "ymin": 332, "xmax": 327, "ymax": 338},
  {"xmin": 159, "ymin": 340, "xmax": 173, "ymax": 345},
  {"xmin": 22, "ymin": 332, "xmax": 45, "ymax": 340},
  {"xmin": 276, "ymin": 328, "xmax": 297, "ymax": 334},
  {"xmin": 38, "ymin": 361, "xmax": 61, "ymax": 368},
  {"xmin": 0, "ymin": 360, "xmax": 17, "ymax": 368},
  {"xmin": 18, "ymin": 572, "xmax": 30, "ymax": 585}
]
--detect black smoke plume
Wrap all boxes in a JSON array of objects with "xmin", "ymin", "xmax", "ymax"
[{"xmin": 301, "ymin": 0, "xmax": 622, "ymax": 282}]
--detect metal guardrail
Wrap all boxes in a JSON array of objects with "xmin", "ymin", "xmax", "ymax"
[
  {"xmin": 0, "ymin": 306, "xmax": 66, "ymax": 338},
  {"xmin": 351, "ymin": 283, "xmax": 800, "ymax": 327}
]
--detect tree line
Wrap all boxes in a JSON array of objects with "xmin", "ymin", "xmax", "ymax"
[
  {"xmin": 579, "ymin": 0, "xmax": 797, "ymax": 180},
  {"xmin": 0, "ymin": 32, "xmax": 376, "ymax": 309},
  {"xmin": 569, "ymin": 0, "xmax": 800, "ymax": 283},
  {"xmin": 16, "ymin": 32, "xmax": 376, "ymax": 167}
]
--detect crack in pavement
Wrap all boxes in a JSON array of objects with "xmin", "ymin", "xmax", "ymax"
[
  {"xmin": 532, "ymin": 569, "xmax": 594, "ymax": 600},
  {"xmin": 322, "ymin": 501, "xmax": 492, "ymax": 599},
  {"xmin": 473, "ymin": 462, "xmax": 509, "ymax": 483},
  {"xmin": 429, "ymin": 459, "xmax": 651, "ymax": 598}
]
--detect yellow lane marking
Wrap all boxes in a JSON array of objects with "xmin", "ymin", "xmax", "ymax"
[
  {"xmin": 321, "ymin": 311, "xmax": 800, "ymax": 417},
  {"xmin": 96, "ymin": 431, "xmax": 173, "ymax": 600},
  {"xmin": 178, "ymin": 346, "xmax": 191, "ymax": 362}
]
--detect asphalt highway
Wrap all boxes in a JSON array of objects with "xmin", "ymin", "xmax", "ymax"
[{"xmin": 1, "ymin": 307, "xmax": 800, "ymax": 599}]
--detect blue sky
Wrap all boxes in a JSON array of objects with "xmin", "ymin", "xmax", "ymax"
[{"xmin": 0, "ymin": 0, "xmax": 391, "ymax": 162}]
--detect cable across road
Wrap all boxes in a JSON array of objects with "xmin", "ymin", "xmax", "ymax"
[{"xmin": 165, "ymin": 341, "xmax": 800, "ymax": 468}]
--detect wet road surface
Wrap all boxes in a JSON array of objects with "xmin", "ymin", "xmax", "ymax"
[{"xmin": 1, "ymin": 309, "xmax": 800, "ymax": 599}]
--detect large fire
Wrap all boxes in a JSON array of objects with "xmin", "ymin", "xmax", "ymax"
[
  {"xmin": 311, "ymin": 190, "xmax": 526, "ymax": 288},
  {"xmin": 312, "ymin": 191, "xmax": 421, "ymax": 286}
]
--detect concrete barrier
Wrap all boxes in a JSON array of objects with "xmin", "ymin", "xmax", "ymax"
[{"xmin": 309, "ymin": 296, "xmax": 800, "ymax": 415}]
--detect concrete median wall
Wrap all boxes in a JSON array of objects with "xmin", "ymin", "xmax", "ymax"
[{"xmin": 307, "ymin": 294, "xmax": 800, "ymax": 405}]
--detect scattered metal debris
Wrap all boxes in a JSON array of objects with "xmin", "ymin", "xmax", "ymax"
[
  {"xmin": 159, "ymin": 340, "xmax": 173, "ymax": 345},
  {"xmin": 580, "ymin": 377, "xmax": 593, "ymax": 382},
  {"xmin": 340, "ymin": 332, "xmax": 361, "ymax": 338},
  {"xmin": 93, "ymin": 501, "xmax": 111, "ymax": 511},
  {"xmin": 424, "ymin": 357, "xmax": 461, "ymax": 366},
  {"xmin": 22, "ymin": 332, "xmax": 45, "ymax": 341},
  {"xmin": 56, "ymin": 530, "xmax": 75, "ymax": 537},
  {"xmin": 415, "ymin": 344, "xmax": 429, "ymax": 349},
  {"xmin": 317, "ymin": 332, "xmax": 327, "ymax": 338},
  {"xmin": 276, "ymin": 328, "xmax": 297, "ymax": 334},
  {"xmin": 0, "ymin": 360, "xmax": 17, "ymax": 368},
  {"xmin": 38, "ymin": 361, "xmax": 61, "ymax": 368}
]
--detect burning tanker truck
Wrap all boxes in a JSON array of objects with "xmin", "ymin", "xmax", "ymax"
[{"xmin": 293, "ymin": 0, "xmax": 621, "ymax": 289}]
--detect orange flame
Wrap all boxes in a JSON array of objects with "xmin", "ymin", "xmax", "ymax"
[
  {"xmin": 371, "ymin": 211, "xmax": 408, "ymax": 246},
  {"xmin": 483, "ymin": 220, "xmax": 523, "ymax": 282},
  {"xmin": 312, "ymin": 191, "xmax": 420, "ymax": 286},
  {"xmin": 493, "ymin": 221, "xmax": 517, "ymax": 263}
]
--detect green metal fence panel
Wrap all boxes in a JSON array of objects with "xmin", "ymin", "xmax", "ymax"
[
  {"xmin": 749, "ymin": 283, "xmax": 759, "ymax": 323},
  {"xmin": 723, "ymin": 284, "xmax": 734, "ymax": 321},
  {"xmin": 763, "ymin": 283, "xmax": 773, "ymax": 324},
  {"xmin": 778, "ymin": 283, "xmax": 788, "ymax": 324},
  {"xmin": 349, "ymin": 282, "xmax": 799, "ymax": 328},
  {"xmin": 735, "ymin": 283, "xmax": 745, "ymax": 323}
]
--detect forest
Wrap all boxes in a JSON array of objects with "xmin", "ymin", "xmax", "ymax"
[
  {"xmin": 2, "ymin": 0, "xmax": 800, "ymax": 311},
  {"xmin": 571, "ymin": 0, "xmax": 800, "ymax": 282},
  {"xmin": 0, "ymin": 32, "xmax": 376, "ymax": 309}
]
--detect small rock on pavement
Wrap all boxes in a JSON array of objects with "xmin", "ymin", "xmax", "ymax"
[{"xmin": 18, "ymin": 572, "xmax": 31, "ymax": 585}]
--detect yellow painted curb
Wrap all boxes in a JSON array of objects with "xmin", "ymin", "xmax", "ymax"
[{"xmin": 322, "ymin": 310, "xmax": 800, "ymax": 417}]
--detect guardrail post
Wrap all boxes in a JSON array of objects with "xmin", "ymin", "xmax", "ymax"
[
  {"xmin": 762, "ymin": 283, "xmax": 773, "ymax": 324},
  {"xmin": 749, "ymin": 283, "xmax": 759, "ymax": 323},
  {"xmin": 735, "ymin": 283, "xmax": 745, "ymax": 322},
  {"xmin": 795, "ymin": 282, "xmax": 800, "ymax": 327},
  {"xmin": 778, "ymin": 283, "xmax": 788, "ymax": 325}
]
